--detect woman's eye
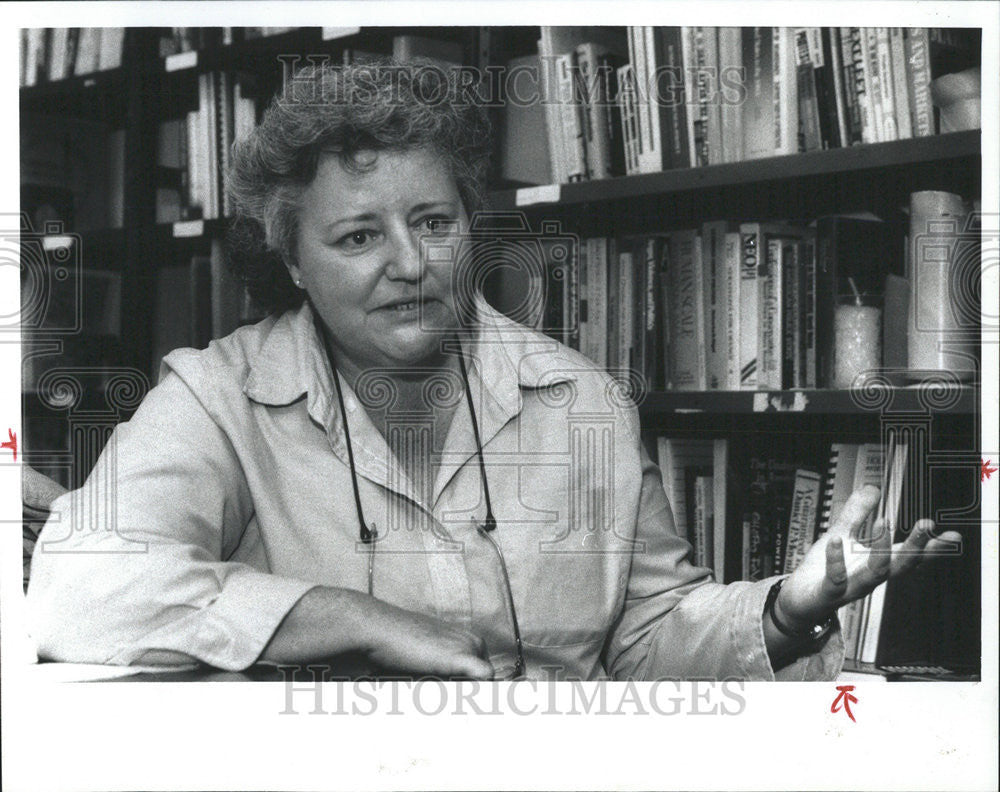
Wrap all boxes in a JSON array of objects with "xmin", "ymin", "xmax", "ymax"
[
  {"xmin": 340, "ymin": 230, "xmax": 374, "ymax": 248},
  {"xmin": 420, "ymin": 216, "xmax": 453, "ymax": 234}
]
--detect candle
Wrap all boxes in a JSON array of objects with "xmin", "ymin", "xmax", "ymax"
[{"xmin": 834, "ymin": 305, "xmax": 881, "ymax": 389}]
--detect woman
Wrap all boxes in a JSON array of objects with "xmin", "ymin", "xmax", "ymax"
[{"xmin": 26, "ymin": 60, "xmax": 956, "ymax": 680}]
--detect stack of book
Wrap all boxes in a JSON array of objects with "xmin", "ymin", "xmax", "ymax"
[
  {"xmin": 510, "ymin": 27, "xmax": 979, "ymax": 185},
  {"xmin": 20, "ymin": 28, "xmax": 126, "ymax": 86},
  {"xmin": 657, "ymin": 432, "xmax": 908, "ymax": 665},
  {"xmin": 154, "ymin": 72, "xmax": 259, "ymax": 223},
  {"xmin": 534, "ymin": 213, "xmax": 908, "ymax": 391}
]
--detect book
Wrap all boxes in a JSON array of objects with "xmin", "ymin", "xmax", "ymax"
[
  {"xmin": 837, "ymin": 27, "xmax": 864, "ymax": 145},
  {"xmin": 575, "ymin": 42, "xmax": 624, "ymax": 180},
  {"xmin": 718, "ymin": 27, "xmax": 744, "ymax": 163},
  {"xmin": 702, "ymin": 221, "xmax": 731, "ymax": 390},
  {"xmin": 392, "ymin": 35, "xmax": 464, "ymax": 66},
  {"xmin": 692, "ymin": 473, "xmax": 715, "ymax": 569},
  {"xmin": 780, "ymin": 239, "xmax": 799, "ymax": 389},
  {"xmin": 875, "ymin": 28, "xmax": 899, "ymax": 141},
  {"xmin": 738, "ymin": 223, "xmax": 760, "ymax": 388},
  {"xmin": 742, "ymin": 27, "xmax": 774, "ymax": 160},
  {"xmin": 586, "ymin": 237, "xmax": 608, "ymax": 367},
  {"xmin": 499, "ymin": 55, "xmax": 553, "ymax": 185},
  {"xmin": 817, "ymin": 442, "xmax": 860, "ymax": 536},
  {"xmin": 888, "ymin": 28, "xmax": 913, "ymax": 140},
  {"xmin": 98, "ymin": 28, "xmax": 126, "ymax": 71},
  {"xmin": 616, "ymin": 62, "xmax": 640, "ymax": 176},
  {"xmin": 784, "ymin": 468, "xmax": 822, "ymax": 573},
  {"xmin": 858, "ymin": 434, "xmax": 908, "ymax": 663},
  {"xmin": 799, "ymin": 236, "xmax": 817, "ymax": 387},
  {"xmin": 772, "ymin": 27, "xmax": 799, "ymax": 155},
  {"xmin": 712, "ymin": 438, "xmax": 730, "ymax": 582},
  {"xmin": 839, "ymin": 442, "xmax": 884, "ymax": 658},
  {"xmin": 657, "ymin": 437, "xmax": 714, "ymax": 541},
  {"xmin": 555, "ymin": 52, "xmax": 588, "ymax": 183},
  {"xmin": 722, "ymin": 231, "xmax": 741, "ymax": 389},
  {"xmin": 657, "ymin": 26, "xmax": 692, "ymax": 171},
  {"xmin": 666, "ymin": 230, "xmax": 706, "ymax": 390}
]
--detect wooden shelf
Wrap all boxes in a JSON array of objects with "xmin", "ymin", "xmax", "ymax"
[
  {"xmin": 637, "ymin": 386, "xmax": 976, "ymax": 417},
  {"xmin": 490, "ymin": 131, "xmax": 981, "ymax": 210}
]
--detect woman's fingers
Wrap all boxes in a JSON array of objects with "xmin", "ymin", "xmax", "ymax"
[
  {"xmin": 890, "ymin": 520, "xmax": 960, "ymax": 577},
  {"xmin": 864, "ymin": 518, "xmax": 892, "ymax": 580},
  {"xmin": 829, "ymin": 485, "xmax": 881, "ymax": 540},
  {"xmin": 822, "ymin": 536, "xmax": 850, "ymax": 602}
]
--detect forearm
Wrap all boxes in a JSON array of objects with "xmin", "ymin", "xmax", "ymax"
[{"xmin": 259, "ymin": 586, "xmax": 377, "ymax": 664}]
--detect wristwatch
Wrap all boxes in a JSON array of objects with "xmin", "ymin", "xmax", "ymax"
[{"xmin": 765, "ymin": 577, "xmax": 835, "ymax": 642}]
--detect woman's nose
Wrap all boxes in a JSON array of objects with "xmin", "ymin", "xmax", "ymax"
[{"xmin": 384, "ymin": 227, "xmax": 426, "ymax": 282}]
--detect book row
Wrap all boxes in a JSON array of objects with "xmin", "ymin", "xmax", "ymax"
[
  {"xmin": 657, "ymin": 432, "xmax": 907, "ymax": 667},
  {"xmin": 522, "ymin": 26, "xmax": 979, "ymax": 185},
  {"xmin": 528, "ymin": 213, "xmax": 907, "ymax": 392},
  {"xmin": 19, "ymin": 28, "xmax": 126, "ymax": 86}
]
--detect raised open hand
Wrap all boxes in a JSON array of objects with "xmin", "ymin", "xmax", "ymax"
[{"xmin": 775, "ymin": 485, "xmax": 963, "ymax": 631}]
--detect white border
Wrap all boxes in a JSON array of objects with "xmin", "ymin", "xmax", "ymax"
[{"xmin": 1, "ymin": 3, "xmax": 997, "ymax": 791}]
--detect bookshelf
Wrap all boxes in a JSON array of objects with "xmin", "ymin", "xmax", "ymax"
[{"xmin": 20, "ymin": 25, "xmax": 983, "ymax": 680}]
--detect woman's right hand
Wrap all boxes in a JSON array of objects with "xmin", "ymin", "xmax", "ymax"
[
  {"xmin": 262, "ymin": 586, "xmax": 495, "ymax": 679},
  {"xmin": 359, "ymin": 597, "xmax": 495, "ymax": 680}
]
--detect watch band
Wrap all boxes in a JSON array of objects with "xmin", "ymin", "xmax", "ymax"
[{"xmin": 766, "ymin": 577, "xmax": 835, "ymax": 641}]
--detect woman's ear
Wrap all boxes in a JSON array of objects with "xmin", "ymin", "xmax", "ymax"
[{"xmin": 286, "ymin": 265, "xmax": 304, "ymax": 290}]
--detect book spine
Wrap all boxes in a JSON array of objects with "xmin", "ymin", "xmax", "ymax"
[
  {"xmin": 702, "ymin": 222, "xmax": 724, "ymax": 389},
  {"xmin": 827, "ymin": 28, "xmax": 850, "ymax": 148},
  {"xmin": 745, "ymin": 457, "xmax": 767, "ymax": 580},
  {"xmin": 814, "ymin": 218, "xmax": 835, "ymax": 387},
  {"xmin": 781, "ymin": 240, "xmax": 799, "ymax": 390},
  {"xmin": 723, "ymin": 232, "xmax": 741, "ymax": 389},
  {"xmin": 889, "ymin": 28, "xmax": 913, "ymax": 139},
  {"xmin": 619, "ymin": 247, "xmax": 635, "ymax": 371},
  {"xmin": 589, "ymin": 238, "xmax": 608, "ymax": 367},
  {"xmin": 718, "ymin": 27, "xmax": 743, "ymax": 163},
  {"xmin": 742, "ymin": 27, "xmax": 774, "ymax": 160},
  {"xmin": 801, "ymin": 237, "xmax": 817, "ymax": 388},
  {"xmin": 693, "ymin": 473, "xmax": 708, "ymax": 568},
  {"xmin": 539, "ymin": 39, "xmax": 568, "ymax": 183},
  {"xmin": 703, "ymin": 28, "xmax": 723, "ymax": 165},
  {"xmin": 875, "ymin": 28, "xmax": 898, "ymax": 141},
  {"xmin": 660, "ymin": 27, "xmax": 691, "ymax": 169},
  {"xmin": 566, "ymin": 245, "xmax": 580, "ymax": 350},
  {"xmin": 847, "ymin": 28, "xmax": 876, "ymax": 144},
  {"xmin": 669, "ymin": 230, "xmax": 704, "ymax": 390},
  {"xmin": 644, "ymin": 237, "xmax": 660, "ymax": 387},
  {"xmin": 784, "ymin": 468, "xmax": 821, "ymax": 573},
  {"xmin": 772, "ymin": 27, "xmax": 798, "ymax": 156},
  {"xmin": 692, "ymin": 28, "xmax": 711, "ymax": 167},
  {"xmin": 658, "ymin": 235, "xmax": 673, "ymax": 388},
  {"xmin": 629, "ymin": 27, "xmax": 652, "ymax": 172},
  {"xmin": 863, "ymin": 28, "xmax": 885, "ymax": 142},
  {"xmin": 681, "ymin": 27, "xmax": 699, "ymax": 167},
  {"xmin": 796, "ymin": 62, "xmax": 821, "ymax": 152},
  {"xmin": 578, "ymin": 237, "xmax": 589, "ymax": 358},
  {"xmin": 838, "ymin": 27, "xmax": 864, "ymax": 145},
  {"xmin": 738, "ymin": 224, "xmax": 760, "ymax": 389},
  {"xmin": 556, "ymin": 52, "xmax": 588, "ymax": 182},
  {"xmin": 607, "ymin": 238, "xmax": 620, "ymax": 369},
  {"xmin": 712, "ymin": 438, "xmax": 729, "ymax": 582},
  {"xmin": 638, "ymin": 26, "xmax": 666, "ymax": 173},
  {"xmin": 616, "ymin": 63, "xmax": 641, "ymax": 175},
  {"xmin": 905, "ymin": 28, "xmax": 934, "ymax": 137},
  {"xmin": 758, "ymin": 236, "xmax": 783, "ymax": 390}
]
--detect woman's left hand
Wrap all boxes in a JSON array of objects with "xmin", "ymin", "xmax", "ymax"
[{"xmin": 774, "ymin": 485, "xmax": 963, "ymax": 630}]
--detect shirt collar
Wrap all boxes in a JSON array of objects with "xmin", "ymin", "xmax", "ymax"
[{"xmin": 242, "ymin": 295, "xmax": 578, "ymax": 419}]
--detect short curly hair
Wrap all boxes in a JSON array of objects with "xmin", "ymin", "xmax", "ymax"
[{"xmin": 227, "ymin": 57, "xmax": 494, "ymax": 314}]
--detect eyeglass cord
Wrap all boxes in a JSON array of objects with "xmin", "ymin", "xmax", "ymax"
[{"xmin": 322, "ymin": 325, "xmax": 524, "ymax": 677}]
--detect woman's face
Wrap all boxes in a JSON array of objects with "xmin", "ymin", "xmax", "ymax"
[{"xmin": 291, "ymin": 146, "xmax": 469, "ymax": 374}]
